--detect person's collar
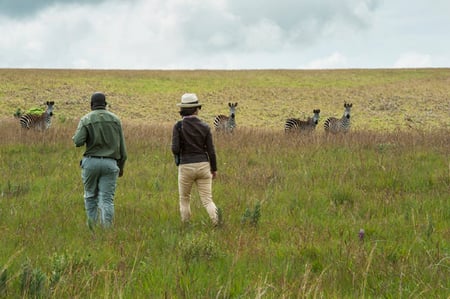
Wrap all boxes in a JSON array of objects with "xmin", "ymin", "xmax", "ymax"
[{"xmin": 182, "ymin": 115, "xmax": 198, "ymax": 119}]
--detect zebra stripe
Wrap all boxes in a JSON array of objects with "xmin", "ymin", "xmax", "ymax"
[
  {"xmin": 19, "ymin": 101, "xmax": 55, "ymax": 130},
  {"xmin": 214, "ymin": 102, "xmax": 238, "ymax": 132},
  {"xmin": 285, "ymin": 109, "xmax": 321, "ymax": 132},
  {"xmin": 324, "ymin": 102, "xmax": 352, "ymax": 134}
]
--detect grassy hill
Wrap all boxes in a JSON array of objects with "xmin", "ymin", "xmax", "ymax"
[
  {"xmin": 1, "ymin": 68, "xmax": 449, "ymax": 131},
  {"xmin": 0, "ymin": 69, "xmax": 449, "ymax": 298}
]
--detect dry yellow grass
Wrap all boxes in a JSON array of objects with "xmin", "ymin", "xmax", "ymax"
[{"xmin": 1, "ymin": 68, "xmax": 449, "ymax": 132}]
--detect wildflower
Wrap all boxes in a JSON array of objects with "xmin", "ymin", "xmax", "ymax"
[{"xmin": 359, "ymin": 228, "xmax": 365, "ymax": 241}]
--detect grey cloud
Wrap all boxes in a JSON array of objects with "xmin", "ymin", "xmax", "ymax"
[
  {"xmin": 178, "ymin": 0, "xmax": 382, "ymax": 53},
  {"xmin": 0, "ymin": 0, "xmax": 108, "ymax": 18},
  {"xmin": 176, "ymin": 4, "xmax": 241, "ymax": 51},
  {"xmin": 227, "ymin": 0, "xmax": 381, "ymax": 28}
]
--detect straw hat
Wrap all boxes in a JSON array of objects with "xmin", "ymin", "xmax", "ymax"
[{"xmin": 177, "ymin": 93, "xmax": 202, "ymax": 108}]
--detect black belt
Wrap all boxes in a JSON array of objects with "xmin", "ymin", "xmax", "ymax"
[{"xmin": 84, "ymin": 156, "xmax": 114, "ymax": 160}]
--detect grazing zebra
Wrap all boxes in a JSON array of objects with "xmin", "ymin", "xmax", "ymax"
[
  {"xmin": 285, "ymin": 109, "xmax": 321, "ymax": 133},
  {"xmin": 214, "ymin": 102, "xmax": 238, "ymax": 132},
  {"xmin": 324, "ymin": 102, "xmax": 352, "ymax": 134},
  {"xmin": 19, "ymin": 101, "xmax": 55, "ymax": 130}
]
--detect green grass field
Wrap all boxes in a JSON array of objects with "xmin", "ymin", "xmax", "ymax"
[{"xmin": 0, "ymin": 69, "xmax": 449, "ymax": 298}]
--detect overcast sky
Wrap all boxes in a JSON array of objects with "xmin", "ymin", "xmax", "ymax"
[{"xmin": 1, "ymin": 0, "xmax": 449, "ymax": 69}]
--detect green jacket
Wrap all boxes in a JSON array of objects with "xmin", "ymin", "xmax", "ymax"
[{"xmin": 73, "ymin": 109, "xmax": 127, "ymax": 170}]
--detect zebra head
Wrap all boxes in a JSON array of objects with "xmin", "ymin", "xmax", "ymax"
[
  {"xmin": 46, "ymin": 101, "xmax": 55, "ymax": 116},
  {"xmin": 312, "ymin": 109, "xmax": 321, "ymax": 125},
  {"xmin": 228, "ymin": 102, "xmax": 238, "ymax": 119},
  {"xmin": 343, "ymin": 102, "xmax": 352, "ymax": 119}
]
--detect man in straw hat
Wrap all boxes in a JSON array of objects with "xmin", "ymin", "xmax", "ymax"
[{"xmin": 171, "ymin": 93, "xmax": 219, "ymax": 226}]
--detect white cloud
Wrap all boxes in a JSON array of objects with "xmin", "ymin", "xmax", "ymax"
[
  {"xmin": 393, "ymin": 53, "xmax": 432, "ymax": 68},
  {"xmin": 241, "ymin": 19, "xmax": 285, "ymax": 51},
  {"xmin": 303, "ymin": 52, "xmax": 348, "ymax": 69}
]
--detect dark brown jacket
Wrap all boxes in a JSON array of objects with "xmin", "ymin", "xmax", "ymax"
[{"xmin": 171, "ymin": 116, "xmax": 217, "ymax": 171}]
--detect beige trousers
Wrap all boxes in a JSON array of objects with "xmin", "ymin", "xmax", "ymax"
[{"xmin": 178, "ymin": 162, "xmax": 218, "ymax": 225}]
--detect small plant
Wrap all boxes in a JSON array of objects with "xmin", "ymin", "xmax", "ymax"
[
  {"xmin": 251, "ymin": 202, "xmax": 261, "ymax": 226},
  {"xmin": 19, "ymin": 260, "xmax": 47, "ymax": 298},
  {"xmin": 48, "ymin": 251, "xmax": 93, "ymax": 294},
  {"xmin": 241, "ymin": 208, "xmax": 251, "ymax": 224},
  {"xmin": 26, "ymin": 107, "xmax": 45, "ymax": 115},
  {"xmin": 179, "ymin": 233, "xmax": 220, "ymax": 263},
  {"xmin": 49, "ymin": 253, "xmax": 67, "ymax": 289},
  {"xmin": 330, "ymin": 189, "xmax": 354, "ymax": 207},
  {"xmin": 13, "ymin": 108, "xmax": 23, "ymax": 118},
  {"xmin": 57, "ymin": 114, "xmax": 66, "ymax": 124},
  {"xmin": 216, "ymin": 206, "xmax": 223, "ymax": 227},
  {"xmin": 241, "ymin": 202, "xmax": 261, "ymax": 227}
]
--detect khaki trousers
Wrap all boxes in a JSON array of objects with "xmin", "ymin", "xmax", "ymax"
[{"xmin": 178, "ymin": 162, "xmax": 218, "ymax": 225}]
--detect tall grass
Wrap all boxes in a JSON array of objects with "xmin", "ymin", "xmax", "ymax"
[{"xmin": 0, "ymin": 118, "xmax": 448, "ymax": 298}]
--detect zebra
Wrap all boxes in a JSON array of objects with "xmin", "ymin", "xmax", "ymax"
[
  {"xmin": 214, "ymin": 102, "xmax": 238, "ymax": 132},
  {"xmin": 284, "ymin": 109, "xmax": 321, "ymax": 133},
  {"xmin": 324, "ymin": 102, "xmax": 353, "ymax": 134},
  {"xmin": 19, "ymin": 101, "xmax": 55, "ymax": 130}
]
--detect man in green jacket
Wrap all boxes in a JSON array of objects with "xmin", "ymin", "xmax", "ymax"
[{"xmin": 73, "ymin": 92, "xmax": 127, "ymax": 229}]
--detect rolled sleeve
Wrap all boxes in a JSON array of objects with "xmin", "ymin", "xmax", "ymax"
[{"xmin": 72, "ymin": 122, "xmax": 87, "ymax": 147}]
